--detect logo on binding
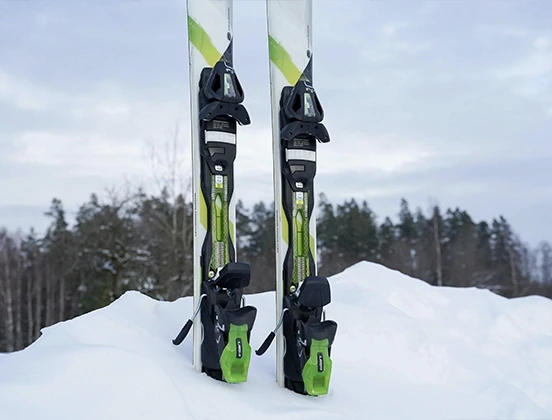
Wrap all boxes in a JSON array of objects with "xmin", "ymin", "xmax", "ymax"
[
  {"xmin": 317, "ymin": 352, "xmax": 324, "ymax": 372},
  {"xmin": 236, "ymin": 338, "xmax": 243, "ymax": 359}
]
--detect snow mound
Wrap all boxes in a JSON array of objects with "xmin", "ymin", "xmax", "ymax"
[{"xmin": 1, "ymin": 261, "xmax": 551, "ymax": 420}]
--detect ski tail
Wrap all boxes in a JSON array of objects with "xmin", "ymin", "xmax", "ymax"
[
  {"xmin": 260, "ymin": 0, "xmax": 338, "ymax": 396},
  {"xmin": 173, "ymin": 0, "xmax": 257, "ymax": 384}
]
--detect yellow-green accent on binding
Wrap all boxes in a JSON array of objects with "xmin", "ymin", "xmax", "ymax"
[
  {"xmin": 219, "ymin": 324, "xmax": 252, "ymax": 383},
  {"xmin": 301, "ymin": 338, "xmax": 332, "ymax": 396},
  {"xmin": 269, "ymin": 35, "xmax": 302, "ymax": 86},
  {"xmin": 215, "ymin": 194, "xmax": 223, "ymax": 242},
  {"xmin": 188, "ymin": 16, "xmax": 221, "ymax": 67},
  {"xmin": 296, "ymin": 210, "xmax": 305, "ymax": 257},
  {"xmin": 199, "ymin": 190, "xmax": 208, "ymax": 230}
]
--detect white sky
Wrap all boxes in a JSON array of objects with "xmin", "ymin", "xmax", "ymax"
[{"xmin": 0, "ymin": 1, "xmax": 551, "ymax": 246}]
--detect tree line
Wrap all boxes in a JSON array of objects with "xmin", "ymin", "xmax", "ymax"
[{"xmin": 1, "ymin": 189, "xmax": 551, "ymax": 353}]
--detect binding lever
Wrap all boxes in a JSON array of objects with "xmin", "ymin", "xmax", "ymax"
[
  {"xmin": 172, "ymin": 294, "xmax": 206, "ymax": 346},
  {"xmin": 255, "ymin": 308, "xmax": 289, "ymax": 356}
]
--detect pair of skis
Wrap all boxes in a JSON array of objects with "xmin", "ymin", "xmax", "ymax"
[{"xmin": 172, "ymin": 0, "xmax": 337, "ymax": 397}]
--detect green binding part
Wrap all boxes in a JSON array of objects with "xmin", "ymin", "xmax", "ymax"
[
  {"xmin": 291, "ymin": 191, "xmax": 310, "ymax": 291},
  {"xmin": 220, "ymin": 324, "xmax": 252, "ymax": 383},
  {"xmin": 301, "ymin": 338, "xmax": 332, "ymax": 396},
  {"xmin": 210, "ymin": 175, "xmax": 230, "ymax": 272}
]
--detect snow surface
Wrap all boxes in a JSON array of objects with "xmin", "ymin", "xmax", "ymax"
[{"xmin": 1, "ymin": 261, "xmax": 552, "ymax": 420}]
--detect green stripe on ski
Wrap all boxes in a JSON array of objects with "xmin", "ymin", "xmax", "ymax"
[
  {"xmin": 200, "ymin": 190, "xmax": 208, "ymax": 230},
  {"xmin": 281, "ymin": 203, "xmax": 289, "ymax": 245},
  {"xmin": 310, "ymin": 234, "xmax": 316, "ymax": 264},
  {"xmin": 188, "ymin": 16, "xmax": 222, "ymax": 67},
  {"xmin": 269, "ymin": 36, "xmax": 302, "ymax": 86},
  {"xmin": 229, "ymin": 220, "xmax": 235, "ymax": 244}
]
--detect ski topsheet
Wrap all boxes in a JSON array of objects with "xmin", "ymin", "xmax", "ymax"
[
  {"xmin": 256, "ymin": 0, "xmax": 338, "ymax": 396},
  {"xmin": 172, "ymin": 0, "xmax": 257, "ymax": 384}
]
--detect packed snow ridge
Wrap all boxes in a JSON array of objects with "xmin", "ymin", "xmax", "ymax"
[{"xmin": 1, "ymin": 261, "xmax": 551, "ymax": 420}]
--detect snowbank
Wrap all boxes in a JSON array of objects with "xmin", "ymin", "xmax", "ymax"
[{"xmin": 1, "ymin": 261, "xmax": 551, "ymax": 420}]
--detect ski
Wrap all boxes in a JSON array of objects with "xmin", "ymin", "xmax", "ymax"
[
  {"xmin": 256, "ymin": 0, "xmax": 337, "ymax": 396},
  {"xmin": 172, "ymin": 0, "xmax": 257, "ymax": 384}
]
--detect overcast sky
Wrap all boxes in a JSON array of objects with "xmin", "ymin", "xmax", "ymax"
[{"xmin": 1, "ymin": 1, "xmax": 551, "ymax": 247}]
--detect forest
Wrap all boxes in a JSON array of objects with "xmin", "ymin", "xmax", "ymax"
[{"xmin": 1, "ymin": 187, "xmax": 551, "ymax": 353}]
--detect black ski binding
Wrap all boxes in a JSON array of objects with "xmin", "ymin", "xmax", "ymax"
[
  {"xmin": 257, "ymin": 77, "xmax": 338, "ymax": 396},
  {"xmin": 199, "ymin": 60, "xmax": 250, "ymax": 125},
  {"xmin": 284, "ymin": 276, "xmax": 337, "ymax": 396},
  {"xmin": 200, "ymin": 262, "xmax": 257, "ymax": 383},
  {"xmin": 172, "ymin": 59, "xmax": 257, "ymax": 384},
  {"xmin": 256, "ymin": 276, "xmax": 337, "ymax": 396},
  {"xmin": 279, "ymin": 80, "xmax": 330, "ymax": 144}
]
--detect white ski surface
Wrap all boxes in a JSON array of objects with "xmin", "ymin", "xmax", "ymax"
[
  {"xmin": 1, "ymin": 261, "xmax": 551, "ymax": 420},
  {"xmin": 266, "ymin": 0, "xmax": 315, "ymax": 388},
  {"xmin": 187, "ymin": 0, "xmax": 233, "ymax": 373}
]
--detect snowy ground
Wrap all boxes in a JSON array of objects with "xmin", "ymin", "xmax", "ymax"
[{"xmin": 1, "ymin": 261, "xmax": 551, "ymax": 420}]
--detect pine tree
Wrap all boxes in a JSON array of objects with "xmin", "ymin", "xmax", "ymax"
[
  {"xmin": 239, "ymin": 201, "xmax": 275, "ymax": 293},
  {"xmin": 317, "ymin": 193, "xmax": 339, "ymax": 276},
  {"xmin": 43, "ymin": 198, "xmax": 74, "ymax": 323},
  {"xmin": 395, "ymin": 198, "xmax": 417, "ymax": 275},
  {"xmin": 378, "ymin": 217, "xmax": 397, "ymax": 268}
]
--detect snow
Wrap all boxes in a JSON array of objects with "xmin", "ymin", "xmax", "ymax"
[{"xmin": 1, "ymin": 261, "xmax": 552, "ymax": 420}]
